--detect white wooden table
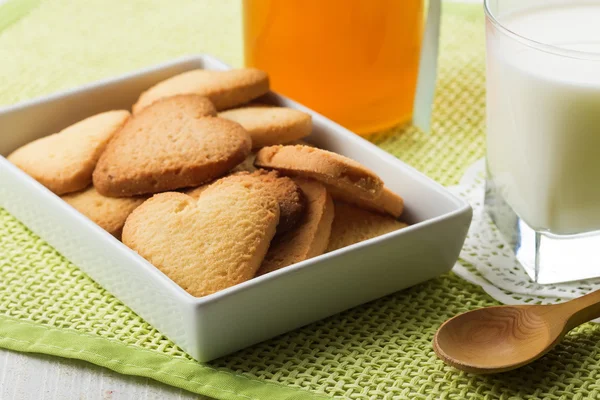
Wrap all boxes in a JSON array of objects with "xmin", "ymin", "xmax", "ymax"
[{"xmin": 0, "ymin": 350, "xmax": 204, "ymax": 400}]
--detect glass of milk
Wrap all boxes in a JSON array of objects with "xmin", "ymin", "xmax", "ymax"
[{"xmin": 485, "ymin": 0, "xmax": 600, "ymax": 283}]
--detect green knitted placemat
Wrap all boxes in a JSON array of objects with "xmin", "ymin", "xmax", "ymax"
[{"xmin": 2, "ymin": 1, "xmax": 600, "ymax": 399}]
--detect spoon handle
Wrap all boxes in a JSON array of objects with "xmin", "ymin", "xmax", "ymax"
[{"xmin": 558, "ymin": 289, "xmax": 600, "ymax": 331}]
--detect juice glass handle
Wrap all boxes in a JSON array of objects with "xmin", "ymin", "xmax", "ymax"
[{"xmin": 413, "ymin": 0, "xmax": 441, "ymax": 133}]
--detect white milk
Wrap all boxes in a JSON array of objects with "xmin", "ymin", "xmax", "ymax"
[{"xmin": 486, "ymin": 3, "xmax": 600, "ymax": 235}]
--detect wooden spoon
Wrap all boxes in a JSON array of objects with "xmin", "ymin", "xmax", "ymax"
[{"xmin": 433, "ymin": 290, "xmax": 600, "ymax": 374}]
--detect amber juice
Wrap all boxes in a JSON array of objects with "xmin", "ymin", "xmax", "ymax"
[{"xmin": 243, "ymin": 0, "xmax": 424, "ymax": 134}]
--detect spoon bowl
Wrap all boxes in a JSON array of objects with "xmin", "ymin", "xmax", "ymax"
[
  {"xmin": 434, "ymin": 305, "xmax": 562, "ymax": 373},
  {"xmin": 433, "ymin": 289, "xmax": 600, "ymax": 374}
]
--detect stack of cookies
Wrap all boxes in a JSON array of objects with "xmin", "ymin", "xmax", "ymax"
[{"xmin": 8, "ymin": 68, "xmax": 408, "ymax": 298}]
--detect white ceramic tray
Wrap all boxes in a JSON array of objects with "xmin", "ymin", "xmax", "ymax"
[{"xmin": 0, "ymin": 55, "xmax": 472, "ymax": 362}]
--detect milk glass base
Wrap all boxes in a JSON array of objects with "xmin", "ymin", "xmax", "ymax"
[{"xmin": 485, "ymin": 168, "xmax": 600, "ymax": 284}]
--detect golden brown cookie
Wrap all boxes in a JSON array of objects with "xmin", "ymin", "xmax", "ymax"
[
  {"xmin": 288, "ymin": 139, "xmax": 316, "ymax": 147},
  {"xmin": 200, "ymin": 170, "xmax": 305, "ymax": 234},
  {"xmin": 255, "ymin": 145, "xmax": 383, "ymax": 199},
  {"xmin": 122, "ymin": 185, "xmax": 279, "ymax": 297},
  {"xmin": 133, "ymin": 68, "xmax": 269, "ymax": 113},
  {"xmin": 326, "ymin": 186, "xmax": 404, "ymax": 218},
  {"xmin": 231, "ymin": 152, "xmax": 257, "ymax": 173},
  {"xmin": 8, "ymin": 110, "xmax": 130, "ymax": 195},
  {"xmin": 326, "ymin": 202, "xmax": 408, "ymax": 252},
  {"xmin": 257, "ymin": 178, "xmax": 334, "ymax": 276},
  {"xmin": 183, "ymin": 152, "xmax": 258, "ymax": 199},
  {"xmin": 184, "ymin": 153, "xmax": 259, "ymax": 198},
  {"xmin": 62, "ymin": 186, "xmax": 146, "ymax": 239},
  {"xmin": 93, "ymin": 95, "xmax": 250, "ymax": 197},
  {"xmin": 184, "ymin": 184, "xmax": 209, "ymax": 199},
  {"xmin": 219, "ymin": 105, "xmax": 312, "ymax": 149}
]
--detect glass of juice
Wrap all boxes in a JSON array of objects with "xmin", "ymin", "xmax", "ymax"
[
  {"xmin": 243, "ymin": 0, "xmax": 425, "ymax": 135},
  {"xmin": 484, "ymin": 0, "xmax": 600, "ymax": 283}
]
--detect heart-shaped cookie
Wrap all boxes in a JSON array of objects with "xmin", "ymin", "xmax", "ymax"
[
  {"xmin": 326, "ymin": 202, "xmax": 408, "ymax": 252},
  {"xmin": 325, "ymin": 185, "xmax": 404, "ymax": 218},
  {"xmin": 122, "ymin": 181, "xmax": 280, "ymax": 297},
  {"xmin": 257, "ymin": 178, "xmax": 334, "ymax": 275},
  {"xmin": 231, "ymin": 152, "xmax": 257, "ymax": 173},
  {"xmin": 62, "ymin": 186, "xmax": 146, "ymax": 239},
  {"xmin": 186, "ymin": 169, "xmax": 306, "ymax": 234},
  {"xmin": 8, "ymin": 110, "xmax": 130, "ymax": 195},
  {"xmin": 93, "ymin": 95, "xmax": 251, "ymax": 197},
  {"xmin": 133, "ymin": 68, "xmax": 269, "ymax": 113},
  {"xmin": 255, "ymin": 145, "xmax": 384, "ymax": 199},
  {"xmin": 219, "ymin": 105, "xmax": 312, "ymax": 149}
]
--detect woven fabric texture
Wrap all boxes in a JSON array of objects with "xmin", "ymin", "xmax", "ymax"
[{"xmin": 2, "ymin": 1, "xmax": 600, "ymax": 399}]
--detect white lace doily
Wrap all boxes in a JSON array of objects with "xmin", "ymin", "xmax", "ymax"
[{"xmin": 448, "ymin": 158, "xmax": 600, "ymax": 306}]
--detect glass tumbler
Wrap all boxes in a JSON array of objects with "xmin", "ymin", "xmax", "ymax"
[{"xmin": 484, "ymin": 0, "xmax": 600, "ymax": 283}]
